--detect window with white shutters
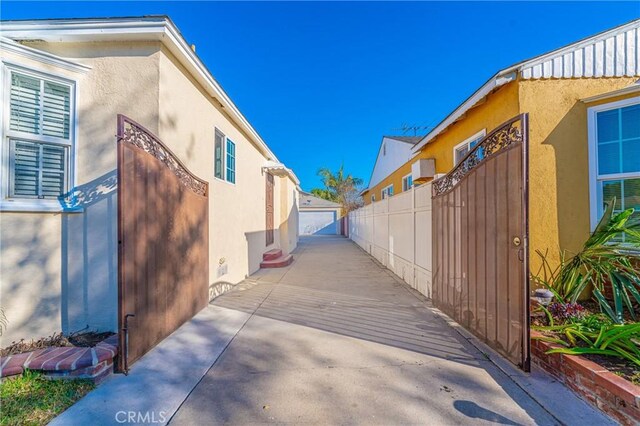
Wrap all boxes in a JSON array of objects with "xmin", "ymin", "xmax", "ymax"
[{"xmin": 3, "ymin": 68, "xmax": 75, "ymax": 205}]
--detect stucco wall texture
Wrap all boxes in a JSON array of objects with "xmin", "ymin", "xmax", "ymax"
[
  {"xmin": 0, "ymin": 41, "xmax": 298, "ymax": 343},
  {"xmin": 362, "ymin": 76, "xmax": 637, "ymax": 274},
  {"xmin": 520, "ymin": 77, "xmax": 637, "ymax": 270}
]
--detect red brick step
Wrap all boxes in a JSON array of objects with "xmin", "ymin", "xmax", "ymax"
[
  {"xmin": 260, "ymin": 254, "xmax": 293, "ymax": 268},
  {"xmin": 262, "ymin": 249, "xmax": 283, "ymax": 261}
]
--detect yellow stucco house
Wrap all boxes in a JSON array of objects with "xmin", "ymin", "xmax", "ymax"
[{"xmin": 361, "ymin": 19, "xmax": 640, "ymax": 268}]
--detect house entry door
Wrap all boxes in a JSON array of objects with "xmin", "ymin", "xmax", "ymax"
[
  {"xmin": 266, "ymin": 172, "xmax": 275, "ymax": 246},
  {"xmin": 431, "ymin": 114, "xmax": 531, "ymax": 371},
  {"xmin": 116, "ymin": 115, "xmax": 209, "ymax": 373}
]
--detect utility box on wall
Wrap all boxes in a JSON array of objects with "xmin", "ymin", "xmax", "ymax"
[{"xmin": 411, "ymin": 158, "xmax": 436, "ymax": 183}]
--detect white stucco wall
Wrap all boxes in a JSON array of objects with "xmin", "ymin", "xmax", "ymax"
[
  {"xmin": 0, "ymin": 40, "xmax": 299, "ymax": 344},
  {"xmin": 1, "ymin": 41, "xmax": 161, "ymax": 344},
  {"xmin": 157, "ymin": 46, "xmax": 297, "ymax": 285}
]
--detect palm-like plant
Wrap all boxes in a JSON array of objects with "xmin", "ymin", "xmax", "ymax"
[
  {"xmin": 533, "ymin": 198, "xmax": 640, "ymax": 323},
  {"xmin": 311, "ymin": 165, "xmax": 363, "ymax": 213}
]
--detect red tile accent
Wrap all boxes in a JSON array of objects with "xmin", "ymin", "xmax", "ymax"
[
  {"xmin": 262, "ymin": 249, "xmax": 283, "ymax": 261},
  {"xmin": 0, "ymin": 335, "xmax": 118, "ymax": 383},
  {"xmin": 260, "ymin": 254, "xmax": 294, "ymax": 268}
]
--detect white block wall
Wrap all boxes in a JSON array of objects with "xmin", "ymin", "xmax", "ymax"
[{"xmin": 349, "ymin": 183, "xmax": 433, "ymax": 298}]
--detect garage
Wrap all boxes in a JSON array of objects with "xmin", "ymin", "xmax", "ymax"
[{"xmin": 299, "ymin": 193, "xmax": 342, "ymax": 235}]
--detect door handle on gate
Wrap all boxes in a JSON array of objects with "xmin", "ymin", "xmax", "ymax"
[{"xmin": 517, "ymin": 248, "xmax": 524, "ymax": 262}]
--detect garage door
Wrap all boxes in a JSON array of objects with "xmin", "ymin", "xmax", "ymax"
[{"xmin": 300, "ymin": 210, "xmax": 338, "ymax": 235}]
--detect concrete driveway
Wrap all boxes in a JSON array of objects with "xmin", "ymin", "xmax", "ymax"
[{"xmin": 170, "ymin": 236, "xmax": 557, "ymax": 425}]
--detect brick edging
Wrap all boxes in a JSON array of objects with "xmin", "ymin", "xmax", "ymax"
[
  {"xmin": 531, "ymin": 330, "xmax": 640, "ymax": 425},
  {"xmin": 0, "ymin": 334, "xmax": 118, "ymax": 383}
]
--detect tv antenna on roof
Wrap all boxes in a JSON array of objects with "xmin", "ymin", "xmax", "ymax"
[{"xmin": 392, "ymin": 122, "xmax": 434, "ymax": 136}]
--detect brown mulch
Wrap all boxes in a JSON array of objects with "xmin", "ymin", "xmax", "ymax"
[{"xmin": 1, "ymin": 331, "xmax": 115, "ymax": 357}]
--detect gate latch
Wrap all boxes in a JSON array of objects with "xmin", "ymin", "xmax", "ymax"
[{"xmin": 513, "ymin": 236, "xmax": 522, "ymax": 247}]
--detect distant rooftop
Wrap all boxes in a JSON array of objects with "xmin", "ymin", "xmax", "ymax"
[{"xmin": 383, "ymin": 136, "xmax": 422, "ymax": 145}]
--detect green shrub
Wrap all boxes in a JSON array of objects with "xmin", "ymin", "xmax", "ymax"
[{"xmin": 532, "ymin": 197, "xmax": 640, "ymax": 323}]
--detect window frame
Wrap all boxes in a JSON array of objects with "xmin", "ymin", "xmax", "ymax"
[
  {"xmin": 1, "ymin": 63, "xmax": 77, "ymax": 212},
  {"xmin": 213, "ymin": 127, "xmax": 236, "ymax": 185},
  {"xmin": 225, "ymin": 138, "xmax": 236, "ymax": 184},
  {"xmin": 587, "ymin": 97, "xmax": 640, "ymax": 231},
  {"xmin": 381, "ymin": 184, "xmax": 394, "ymax": 199},
  {"xmin": 453, "ymin": 129, "xmax": 486, "ymax": 165},
  {"xmin": 402, "ymin": 173, "xmax": 413, "ymax": 192}
]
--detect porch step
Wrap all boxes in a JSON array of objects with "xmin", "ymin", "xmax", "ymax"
[
  {"xmin": 262, "ymin": 249, "xmax": 283, "ymax": 261},
  {"xmin": 260, "ymin": 254, "xmax": 294, "ymax": 269}
]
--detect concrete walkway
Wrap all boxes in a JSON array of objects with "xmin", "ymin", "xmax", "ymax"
[
  {"xmin": 53, "ymin": 236, "xmax": 611, "ymax": 425},
  {"xmin": 167, "ymin": 237, "xmax": 586, "ymax": 425}
]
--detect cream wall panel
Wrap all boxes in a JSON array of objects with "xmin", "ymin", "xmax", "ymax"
[{"xmin": 348, "ymin": 184, "xmax": 433, "ymax": 299}]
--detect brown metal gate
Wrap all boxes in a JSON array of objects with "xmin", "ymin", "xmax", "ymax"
[
  {"xmin": 432, "ymin": 114, "xmax": 530, "ymax": 371},
  {"xmin": 266, "ymin": 172, "xmax": 275, "ymax": 246},
  {"xmin": 116, "ymin": 115, "xmax": 209, "ymax": 373}
]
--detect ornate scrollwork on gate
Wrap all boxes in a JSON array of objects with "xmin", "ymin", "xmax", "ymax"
[
  {"xmin": 432, "ymin": 114, "xmax": 528, "ymax": 197},
  {"xmin": 117, "ymin": 115, "xmax": 208, "ymax": 197}
]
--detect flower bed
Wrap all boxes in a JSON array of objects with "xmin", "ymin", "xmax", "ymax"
[
  {"xmin": 0, "ymin": 334, "xmax": 117, "ymax": 384},
  {"xmin": 532, "ymin": 330, "xmax": 640, "ymax": 425}
]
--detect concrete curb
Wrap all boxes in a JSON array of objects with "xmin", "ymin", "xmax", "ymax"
[{"xmin": 50, "ymin": 305, "xmax": 251, "ymax": 426}]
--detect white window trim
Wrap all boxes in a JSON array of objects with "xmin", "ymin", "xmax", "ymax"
[
  {"xmin": 213, "ymin": 128, "xmax": 236, "ymax": 186},
  {"xmin": 1, "ymin": 62, "xmax": 79, "ymax": 213},
  {"xmin": 452, "ymin": 129, "xmax": 486, "ymax": 165},
  {"xmin": 402, "ymin": 173, "xmax": 413, "ymax": 192},
  {"xmin": 382, "ymin": 184, "xmax": 394, "ymax": 199},
  {"xmin": 587, "ymin": 96, "xmax": 640, "ymax": 231}
]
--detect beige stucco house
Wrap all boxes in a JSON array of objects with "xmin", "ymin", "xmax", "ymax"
[{"xmin": 0, "ymin": 16, "xmax": 300, "ymax": 344}]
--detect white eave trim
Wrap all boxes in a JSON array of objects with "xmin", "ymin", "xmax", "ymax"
[
  {"xmin": 262, "ymin": 161, "xmax": 300, "ymax": 186},
  {"xmin": 411, "ymin": 70, "xmax": 516, "ymax": 154},
  {"xmin": 581, "ymin": 83, "xmax": 640, "ymax": 103},
  {"xmin": 0, "ymin": 17, "xmax": 283, "ymax": 164},
  {"xmin": 0, "ymin": 36, "xmax": 91, "ymax": 73}
]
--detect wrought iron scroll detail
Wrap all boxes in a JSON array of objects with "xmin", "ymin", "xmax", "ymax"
[
  {"xmin": 117, "ymin": 115, "xmax": 208, "ymax": 197},
  {"xmin": 432, "ymin": 114, "xmax": 528, "ymax": 197}
]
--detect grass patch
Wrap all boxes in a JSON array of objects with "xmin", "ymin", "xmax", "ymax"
[{"xmin": 0, "ymin": 370, "xmax": 94, "ymax": 426}]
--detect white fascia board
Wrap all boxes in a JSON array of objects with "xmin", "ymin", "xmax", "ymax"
[
  {"xmin": 0, "ymin": 17, "xmax": 283, "ymax": 165},
  {"xmin": 411, "ymin": 70, "xmax": 517, "ymax": 154},
  {"xmin": 0, "ymin": 36, "xmax": 91, "ymax": 73}
]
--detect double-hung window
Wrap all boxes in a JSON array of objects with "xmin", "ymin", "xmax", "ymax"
[
  {"xmin": 213, "ymin": 128, "xmax": 236, "ymax": 184},
  {"xmin": 3, "ymin": 68, "xmax": 75, "ymax": 208},
  {"xmin": 588, "ymin": 98, "xmax": 640, "ymax": 229},
  {"xmin": 453, "ymin": 129, "xmax": 486, "ymax": 165},
  {"xmin": 381, "ymin": 184, "xmax": 394, "ymax": 199},
  {"xmin": 402, "ymin": 174, "xmax": 413, "ymax": 191}
]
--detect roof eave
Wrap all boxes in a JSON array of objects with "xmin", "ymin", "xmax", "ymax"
[
  {"xmin": 411, "ymin": 69, "xmax": 517, "ymax": 154},
  {"xmin": 0, "ymin": 17, "xmax": 281, "ymax": 163}
]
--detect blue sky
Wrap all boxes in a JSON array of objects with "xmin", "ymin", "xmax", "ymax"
[{"xmin": 2, "ymin": 2, "xmax": 638, "ymax": 191}]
